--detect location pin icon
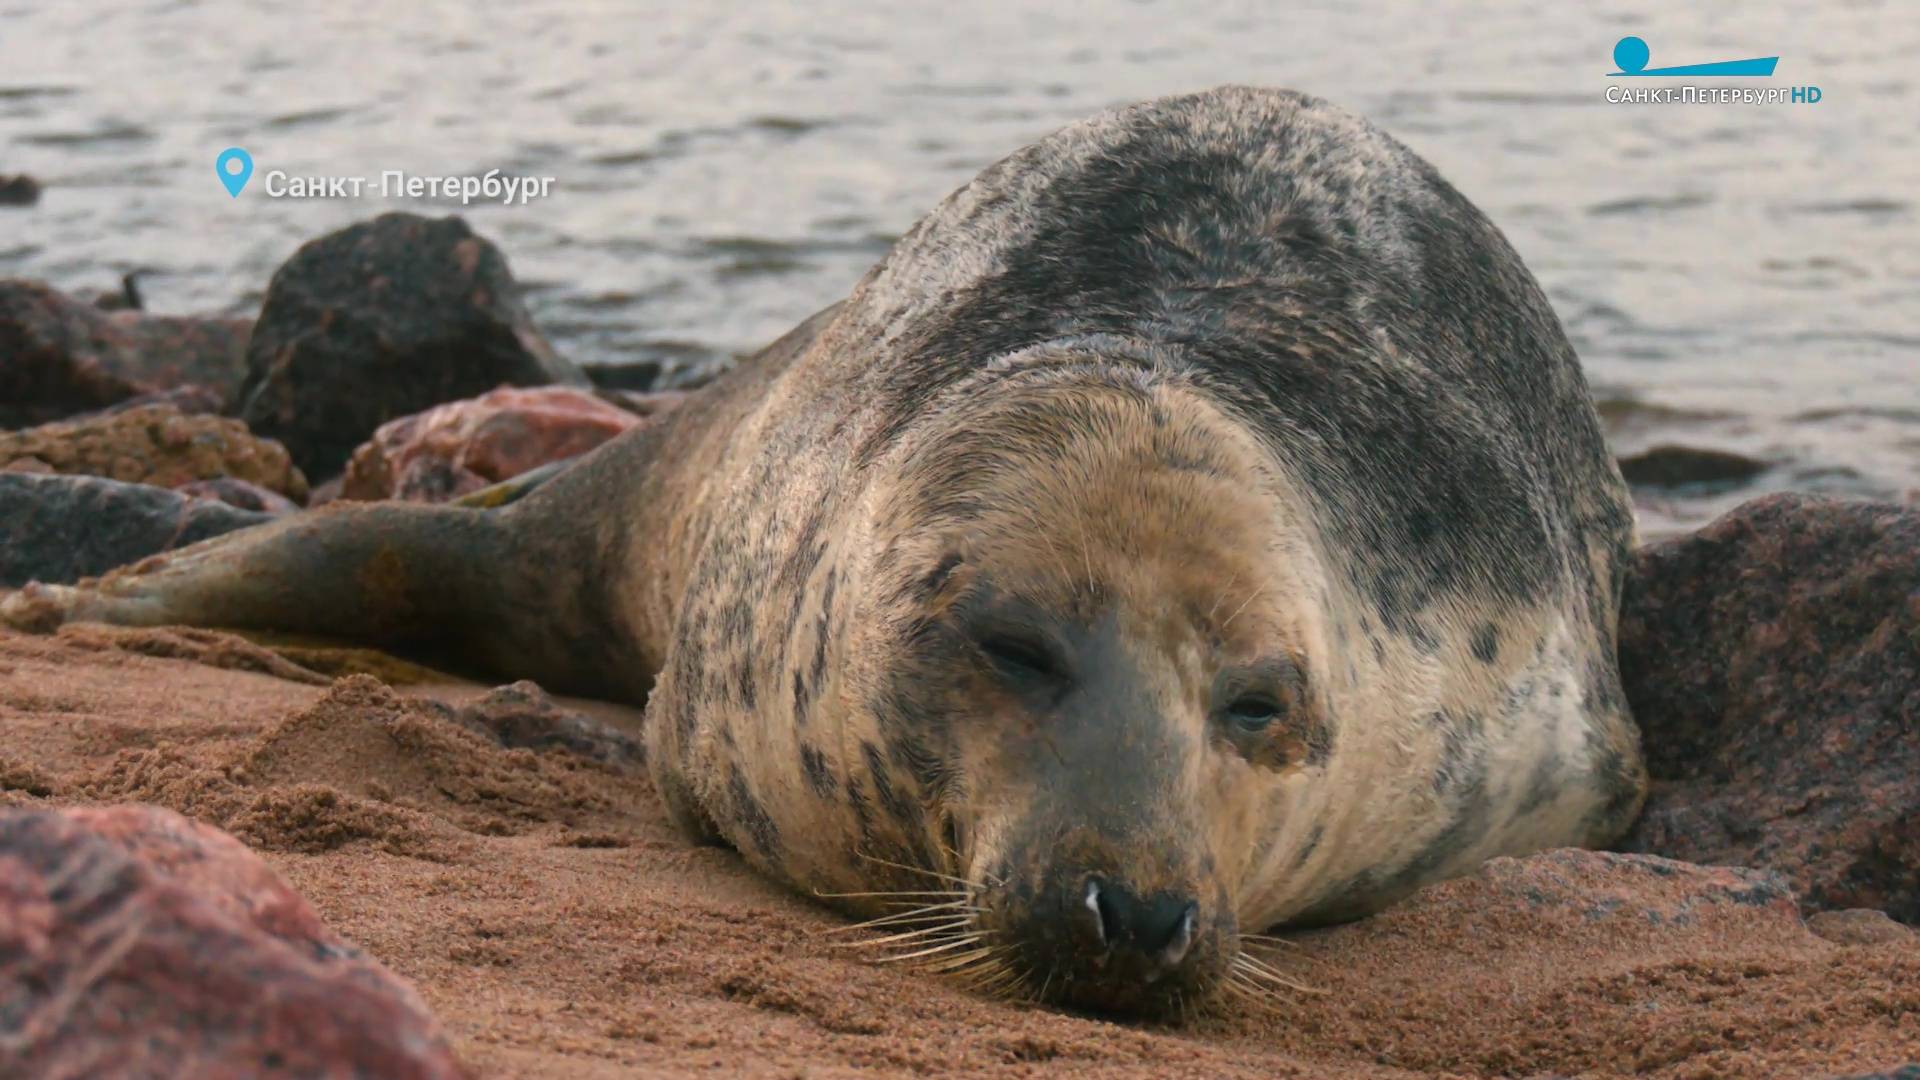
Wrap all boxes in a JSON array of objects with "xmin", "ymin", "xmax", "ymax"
[{"xmin": 216, "ymin": 147, "xmax": 253, "ymax": 197}]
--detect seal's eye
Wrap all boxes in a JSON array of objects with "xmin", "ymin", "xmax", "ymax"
[
  {"xmin": 977, "ymin": 632, "xmax": 1062, "ymax": 680},
  {"xmin": 1225, "ymin": 696, "xmax": 1281, "ymax": 733}
]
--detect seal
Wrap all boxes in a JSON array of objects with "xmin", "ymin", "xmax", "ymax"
[{"xmin": 2, "ymin": 87, "xmax": 1647, "ymax": 1016}]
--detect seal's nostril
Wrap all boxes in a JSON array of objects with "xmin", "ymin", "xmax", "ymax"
[
  {"xmin": 1079, "ymin": 878, "xmax": 1199, "ymax": 967},
  {"xmin": 1083, "ymin": 878, "xmax": 1107, "ymax": 945},
  {"xmin": 1158, "ymin": 903, "xmax": 1197, "ymax": 969}
]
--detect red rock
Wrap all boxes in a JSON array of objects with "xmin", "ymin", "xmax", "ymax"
[
  {"xmin": 0, "ymin": 280, "xmax": 252, "ymax": 428},
  {"xmin": 236, "ymin": 213, "xmax": 588, "ymax": 478},
  {"xmin": 0, "ymin": 804, "xmax": 466, "ymax": 1078},
  {"xmin": 1618, "ymin": 494, "xmax": 1920, "ymax": 922},
  {"xmin": 340, "ymin": 385, "xmax": 662, "ymax": 503}
]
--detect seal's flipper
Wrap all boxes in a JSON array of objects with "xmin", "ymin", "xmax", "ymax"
[
  {"xmin": 0, "ymin": 499, "xmax": 641, "ymax": 698},
  {"xmin": 2, "ymin": 502, "xmax": 499, "ymax": 641}
]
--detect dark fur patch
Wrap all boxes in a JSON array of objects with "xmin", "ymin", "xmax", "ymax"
[
  {"xmin": 800, "ymin": 743, "xmax": 837, "ymax": 798},
  {"xmin": 1471, "ymin": 622, "xmax": 1500, "ymax": 664},
  {"xmin": 862, "ymin": 740, "xmax": 924, "ymax": 833},
  {"xmin": 728, "ymin": 763, "xmax": 781, "ymax": 858},
  {"xmin": 1293, "ymin": 823, "xmax": 1325, "ymax": 867},
  {"xmin": 1516, "ymin": 750, "xmax": 1564, "ymax": 814},
  {"xmin": 1430, "ymin": 709, "xmax": 1484, "ymax": 796}
]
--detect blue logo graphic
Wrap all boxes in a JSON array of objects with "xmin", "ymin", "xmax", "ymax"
[
  {"xmin": 1608, "ymin": 36, "xmax": 1778, "ymax": 77},
  {"xmin": 215, "ymin": 147, "xmax": 254, "ymax": 197}
]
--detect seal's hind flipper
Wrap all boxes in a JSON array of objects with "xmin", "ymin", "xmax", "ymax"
[{"xmin": 0, "ymin": 502, "xmax": 506, "ymax": 648}]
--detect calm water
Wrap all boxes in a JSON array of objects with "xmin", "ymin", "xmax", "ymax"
[{"xmin": 3, "ymin": 2, "xmax": 1916, "ymax": 534}]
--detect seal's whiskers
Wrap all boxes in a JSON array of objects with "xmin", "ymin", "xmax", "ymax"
[
  {"xmin": 829, "ymin": 918, "xmax": 976, "ymax": 949},
  {"xmin": 870, "ymin": 934, "xmax": 985, "ymax": 963},
  {"xmin": 1231, "ymin": 950, "xmax": 1323, "ymax": 995}
]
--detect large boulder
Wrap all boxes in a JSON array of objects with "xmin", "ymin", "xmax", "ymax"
[
  {"xmin": 0, "ymin": 280, "xmax": 252, "ymax": 428},
  {"xmin": 0, "ymin": 473, "xmax": 271, "ymax": 588},
  {"xmin": 339, "ymin": 385, "xmax": 661, "ymax": 503},
  {"xmin": 1619, "ymin": 494, "xmax": 1920, "ymax": 922},
  {"xmin": 236, "ymin": 213, "xmax": 587, "ymax": 478},
  {"xmin": 0, "ymin": 804, "xmax": 465, "ymax": 1078},
  {"xmin": 0, "ymin": 403, "xmax": 307, "ymax": 501}
]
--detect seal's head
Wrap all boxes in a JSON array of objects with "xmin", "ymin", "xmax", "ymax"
[{"xmin": 836, "ymin": 347, "xmax": 1336, "ymax": 1016}]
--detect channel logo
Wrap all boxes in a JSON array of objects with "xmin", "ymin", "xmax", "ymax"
[
  {"xmin": 1602, "ymin": 35, "xmax": 1820, "ymax": 105},
  {"xmin": 1607, "ymin": 36, "xmax": 1777, "ymax": 77}
]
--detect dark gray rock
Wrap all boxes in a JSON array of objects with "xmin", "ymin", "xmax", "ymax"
[
  {"xmin": 1617, "ymin": 443, "xmax": 1770, "ymax": 488},
  {"xmin": 0, "ymin": 174, "xmax": 39, "ymax": 207},
  {"xmin": 176, "ymin": 476, "xmax": 302, "ymax": 515},
  {"xmin": 1618, "ymin": 494, "xmax": 1920, "ymax": 922},
  {"xmin": 0, "ymin": 280, "xmax": 253, "ymax": 428},
  {"xmin": 0, "ymin": 473, "xmax": 269, "ymax": 587},
  {"xmin": 236, "ymin": 213, "xmax": 586, "ymax": 477},
  {"xmin": 446, "ymin": 679, "xmax": 644, "ymax": 772}
]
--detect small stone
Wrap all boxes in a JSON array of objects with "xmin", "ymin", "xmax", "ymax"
[
  {"xmin": 1805, "ymin": 908, "xmax": 1915, "ymax": 946},
  {"xmin": 0, "ymin": 174, "xmax": 40, "ymax": 207},
  {"xmin": 452, "ymin": 680, "xmax": 645, "ymax": 772}
]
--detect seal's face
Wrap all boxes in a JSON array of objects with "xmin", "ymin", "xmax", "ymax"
[{"xmin": 847, "ymin": 364, "xmax": 1333, "ymax": 1016}]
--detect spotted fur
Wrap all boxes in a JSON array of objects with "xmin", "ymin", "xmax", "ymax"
[{"xmin": 2, "ymin": 87, "xmax": 1646, "ymax": 1015}]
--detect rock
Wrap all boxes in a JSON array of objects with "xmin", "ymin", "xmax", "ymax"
[
  {"xmin": 0, "ymin": 404, "xmax": 307, "ymax": 500},
  {"xmin": 308, "ymin": 473, "xmax": 344, "ymax": 507},
  {"xmin": 448, "ymin": 680, "xmax": 645, "ymax": 772},
  {"xmin": 237, "ymin": 213, "xmax": 587, "ymax": 478},
  {"xmin": 340, "ymin": 385, "xmax": 651, "ymax": 503},
  {"xmin": 1807, "ymin": 909, "xmax": 1915, "ymax": 946},
  {"xmin": 1617, "ymin": 443, "xmax": 1770, "ymax": 488},
  {"xmin": 0, "ymin": 804, "xmax": 466, "ymax": 1078},
  {"xmin": 0, "ymin": 473, "xmax": 270, "ymax": 588},
  {"xmin": 0, "ymin": 174, "xmax": 39, "ymax": 207},
  {"xmin": 0, "ymin": 280, "xmax": 253, "ymax": 428},
  {"xmin": 90, "ymin": 271, "xmax": 145, "ymax": 312},
  {"xmin": 1459, "ymin": 848, "xmax": 1799, "ymax": 924},
  {"xmin": 176, "ymin": 476, "xmax": 302, "ymax": 515},
  {"xmin": 584, "ymin": 359, "xmax": 664, "ymax": 392},
  {"xmin": 94, "ymin": 382, "xmax": 228, "ymax": 417},
  {"xmin": 1836, "ymin": 1067, "xmax": 1920, "ymax": 1080},
  {"xmin": 598, "ymin": 386, "xmax": 690, "ymax": 419},
  {"xmin": 1619, "ymin": 494, "xmax": 1920, "ymax": 922}
]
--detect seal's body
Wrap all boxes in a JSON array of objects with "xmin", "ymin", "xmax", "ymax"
[{"xmin": 4, "ymin": 88, "xmax": 1644, "ymax": 1015}]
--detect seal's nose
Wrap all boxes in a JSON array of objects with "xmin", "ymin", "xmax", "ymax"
[{"xmin": 1082, "ymin": 877, "xmax": 1198, "ymax": 970}]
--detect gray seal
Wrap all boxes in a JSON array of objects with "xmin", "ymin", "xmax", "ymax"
[{"xmin": 3, "ymin": 86, "xmax": 1646, "ymax": 1017}]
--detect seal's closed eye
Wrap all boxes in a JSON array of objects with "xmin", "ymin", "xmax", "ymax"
[{"xmin": 976, "ymin": 630, "xmax": 1065, "ymax": 682}]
